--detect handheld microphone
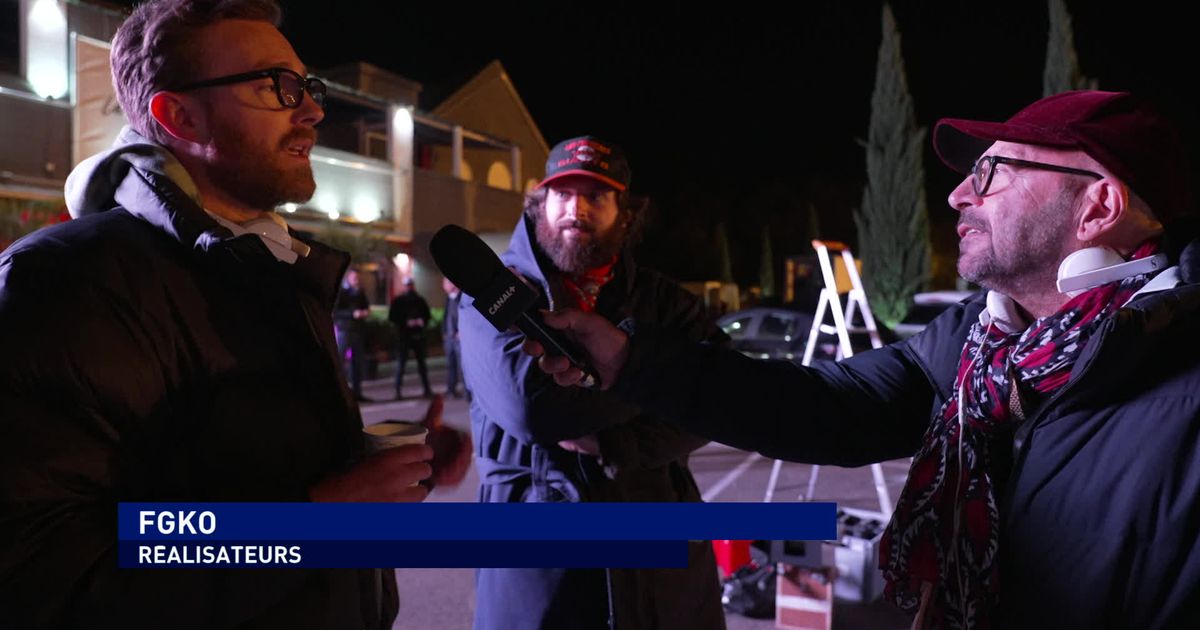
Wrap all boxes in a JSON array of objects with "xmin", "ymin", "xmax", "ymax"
[{"xmin": 429, "ymin": 224, "xmax": 599, "ymax": 389}]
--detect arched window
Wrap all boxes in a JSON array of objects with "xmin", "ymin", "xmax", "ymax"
[{"xmin": 486, "ymin": 161, "xmax": 513, "ymax": 190}]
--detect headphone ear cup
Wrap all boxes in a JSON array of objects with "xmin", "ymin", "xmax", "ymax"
[
  {"xmin": 985, "ymin": 290, "xmax": 1028, "ymax": 333},
  {"xmin": 1057, "ymin": 247, "xmax": 1125, "ymax": 284},
  {"xmin": 1056, "ymin": 247, "xmax": 1167, "ymax": 296}
]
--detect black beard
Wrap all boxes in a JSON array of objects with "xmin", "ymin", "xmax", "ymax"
[{"xmin": 535, "ymin": 217, "xmax": 625, "ymax": 274}]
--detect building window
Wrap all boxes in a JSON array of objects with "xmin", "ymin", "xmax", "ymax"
[
  {"xmin": 486, "ymin": 161, "xmax": 512, "ymax": 190},
  {"xmin": 722, "ymin": 316, "xmax": 754, "ymax": 340},
  {"xmin": 365, "ymin": 131, "xmax": 388, "ymax": 161},
  {"xmin": 759, "ymin": 314, "xmax": 798, "ymax": 340},
  {"xmin": 0, "ymin": 2, "xmax": 18, "ymax": 75}
]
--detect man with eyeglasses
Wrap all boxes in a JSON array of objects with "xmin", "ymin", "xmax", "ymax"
[
  {"xmin": 526, "ymin": 90, "xmax": 1200, "ymax": 629},
  {"xmin": 0, "ymin": 1, "xmax": 469, "ymax": 628}
]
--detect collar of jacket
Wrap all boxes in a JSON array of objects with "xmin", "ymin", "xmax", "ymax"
[
  {"xmin": 64, "ymin": 128, "xmax": 347, "ymax": 308},
  {"xmin": 1059, "ymin": 237, "xmax": 1200, "ymax": 399},
  {"xmin": 129, "ymin": 168, "xmax": 348, "ymax": 308},
  {"xmin": 889, "ymin": 237, "xmax": 1200, "ymax": 407},
  {"xmin": 951, "ymin": 237, "xmax": 1200, "ymax": 421}
]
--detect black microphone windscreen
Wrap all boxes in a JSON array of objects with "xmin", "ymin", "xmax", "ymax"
[
  {"xmin": 429, "ymin": 224, "xmax": 505, "ymax": 296},
  {"xmin": 428, "ymin": 226, "xmax": 599, "ymax": 386}
]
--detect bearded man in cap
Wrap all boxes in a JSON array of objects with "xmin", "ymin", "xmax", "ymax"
[
  {"xmin": 528, "ymin": 91, "xmax": 1200, "ymax": 629},
  {"xmin": 460, "ymin": 136, "xmax": 727, "ymax": 630}
]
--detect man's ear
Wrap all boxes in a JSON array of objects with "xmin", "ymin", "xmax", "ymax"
[
  {"xmin": 148, "ymin": 91, "xmax": 209, "ymax": 144},
  {"xmin": 1077, "ymin": 178, "xmax": 1128, "ymax": 243}
]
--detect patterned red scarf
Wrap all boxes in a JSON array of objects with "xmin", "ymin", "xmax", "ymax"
[
  {"xmin": 561, "ymin": 256, "xmax": 617, "ymax": 313},
  {"xmin": 879, "ymin": 241, "xmax": 1161, "ymax": 629}
]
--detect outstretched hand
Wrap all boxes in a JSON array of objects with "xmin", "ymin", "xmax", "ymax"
[{"xmin": 522, "ymin": 308, "xmax": 630, "ymax": 390}]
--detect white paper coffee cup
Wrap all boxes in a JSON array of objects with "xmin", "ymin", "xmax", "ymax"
[{"xmin": 363, "ymin": 421, "xmax": 428, "ymax": 454}]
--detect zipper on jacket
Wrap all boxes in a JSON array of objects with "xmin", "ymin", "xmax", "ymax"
[{"xmin": 1001, "ymin": 316, "xmax": 1116, "ymax": 511}]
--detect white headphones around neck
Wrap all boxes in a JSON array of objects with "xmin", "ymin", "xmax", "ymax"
[
  {"xmin": 1056, "ymin": 246, "xmax": 1167, "ymax": 297},
  {"xmin": 982, "ymin": 246, "xmax": 1168, "ymax": 334}
]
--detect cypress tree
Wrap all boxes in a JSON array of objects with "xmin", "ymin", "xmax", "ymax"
[
  {"xmin": 1043, "ymin": 0, "xmax": 1097, "ymax": 96},
  {"xmin": 854, "ymin": 3, "xmax": 930, "ymax": 328},
  {"xmin": 758, "ymin": 225, "xmax": 776, "ymax": 298}
]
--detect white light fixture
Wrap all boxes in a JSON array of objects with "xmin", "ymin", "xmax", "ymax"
[
  {"xmin": 25, "ymin": 0, "xmax": 69, "ymax": 99},
  {"xmin": 315, "ymin": 191, "xmax": 339, "ymax": 218},
  {"xmin": 393, "ymin": 253, "xmax": 411, "ymax": 274},
  {"xmin": 392, "ymin": 107, "xmax": 414, "ymax": 135},
  {"xmin": 281, "ymin": 203, "xmax": 299, "ymax": 213},
  {"xmin": 29, "ymin": 0, "xmax": 63, "ymax": 27},
  {"xmin": 351, "ymin": 196, "xmax": 380, "ymax": 223}
]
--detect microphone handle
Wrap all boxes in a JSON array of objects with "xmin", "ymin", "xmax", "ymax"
[{"xmin": 515, "ymin": 311, "xmax": 599, "ymax": 389}]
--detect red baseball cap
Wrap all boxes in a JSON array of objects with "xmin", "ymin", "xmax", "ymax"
[
  {"xmin": 934, "ymin": 90, "xmax": 1192, "ymax": 224},
  {"xmin": 537, "ymin": 136, "xmax": 631, "ymax": 191}
]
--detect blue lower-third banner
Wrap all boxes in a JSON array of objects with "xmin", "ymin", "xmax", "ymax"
[{"xmin": 118, "ymin": 502, "xmax": 838, "ymax": 568}]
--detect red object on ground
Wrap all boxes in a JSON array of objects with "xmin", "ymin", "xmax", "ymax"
[
  {"xmin": 776, "ymin": 565, "xmax": 834, "ymax": 630},
  {"xmin": 712, "ymin": 540, "xmax": 753, "ymax": 577}
]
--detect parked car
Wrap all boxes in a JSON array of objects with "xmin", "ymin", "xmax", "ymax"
[
  {"xmin": 716, "ymin": 307, "xmax": 817, "ymax": 362},
  {"xmin": 717, "ymin": 291, "xmax": 975, "ymax": 363},
  {"xmin": 892, "ymin": 290, "xmax": 974, "ymax": 339}
]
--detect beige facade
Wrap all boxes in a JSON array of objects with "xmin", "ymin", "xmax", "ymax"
[{"xmin": 429, "ymin": 60, "xmax": 549, "ymax": 193}]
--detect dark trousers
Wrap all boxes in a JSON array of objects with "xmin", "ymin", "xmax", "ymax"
[
  {"xmin": 395, "ymin": 335, "xmax": 431, "ymax": 395},
  {"xmin": 335, "ymin": 327, "xmax": 365, "ymax": 397},
  {"xmin": 444, "ymin": 338, "xmax": 463, "ymax": 396}
]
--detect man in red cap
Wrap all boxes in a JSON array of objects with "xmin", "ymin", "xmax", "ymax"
[
  {"xmin": 460, "ymin": 136, "xmax": 727, "ymax": 629},
  {"xmin": 527, "ymin": 92, "xmax": 1200, "ymax": 629}
]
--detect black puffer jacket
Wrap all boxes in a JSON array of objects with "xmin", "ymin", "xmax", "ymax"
[
  {"xmin": 614, "ymin": 241, "xmax": 1200, "ymax": 629},
  {"xmin": 0, "ymin": 129, "xmax": 394, "ymax": 629}
]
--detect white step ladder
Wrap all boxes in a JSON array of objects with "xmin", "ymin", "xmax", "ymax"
[{"xmin": 763, "ymin": 240, "xmax": 894, "ymax": 517}]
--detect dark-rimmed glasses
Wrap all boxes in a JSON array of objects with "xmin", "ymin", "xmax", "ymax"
[
  {"xmin": 971, "ymin": 155, "xmax": 1102, "ymax": 196},
  {"xmin": 172, "ymin": 67, "xmax": 326, "ymax": 109}
]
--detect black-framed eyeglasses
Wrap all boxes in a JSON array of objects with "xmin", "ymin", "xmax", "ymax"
[
  {"xmin": 971, "ymin": 155, "xmax": 1103, "ymax": 197},
  {"xmin": 172, "ymin": 67, "xmax": 326, "ymax": 109}
]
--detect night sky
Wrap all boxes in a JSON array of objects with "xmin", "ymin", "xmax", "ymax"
[{"xmin": 113, "ymin": 0, "xmax": 1200, "ymax": 284}]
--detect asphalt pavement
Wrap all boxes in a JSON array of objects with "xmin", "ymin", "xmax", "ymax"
[{"xmin": 358, "ymin": 358, "xmax": 913, "ymax": 630}]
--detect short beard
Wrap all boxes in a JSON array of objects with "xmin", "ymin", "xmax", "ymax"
[
  {"xmin": 959, "ymin": 187, "xmax": 1078, "ymax": 295},
  {"xmin": 206, "ymin": 119, "xmax": 317, "ymax": 211},
  {"xmin": 535, "ymin": 215, "xmax": 626, "ymax": 274}
]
